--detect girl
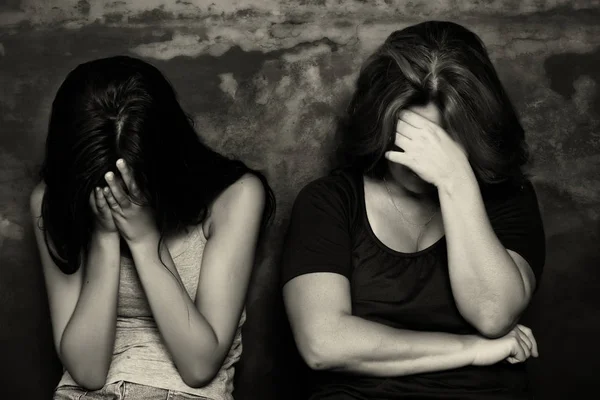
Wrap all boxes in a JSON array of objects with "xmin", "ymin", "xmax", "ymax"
[{"xmin": 31, "ymin": 56, "xmax": 274, "ymax": 399}]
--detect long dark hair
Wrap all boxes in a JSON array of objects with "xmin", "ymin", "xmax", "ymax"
[
  {"xmin": 337, "ymin": 21, "xmax": 529, "ymax": 185},
  {"xmin": 39, "ymin": 55, "xmax": 275, "ymax": 274}
]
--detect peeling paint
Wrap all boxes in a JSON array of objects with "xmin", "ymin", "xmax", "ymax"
[
  {"xmin": 130, "ymin": 32, "xmax": 206, "ymax": 59},
  {"xmin": 281, "ymin": 42, "xmax": 334, "ymax": 63},
  {"xmin": 3, "ymin": 0, "xmax": 600, "ymax": 29},
  {"xmin": 128, "ymin": 6, "xmax": 174, "ymax": 23},
  {"xmin": 218, "ymin": 72, "xmax": 238, "ymax": 99}
]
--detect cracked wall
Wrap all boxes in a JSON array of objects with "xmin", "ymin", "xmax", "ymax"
[{"xmin": 1, "ymin": 1, "xmax": 599, "ymax": 399}]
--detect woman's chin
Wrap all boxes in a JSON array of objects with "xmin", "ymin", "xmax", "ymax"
[
  {"xmin": 405, "ymin": 176, "xmax": 434, "ymax": 195},
  {"xmin": 389, "ymin": 165, "xmax": 435, "ymax": 195}
]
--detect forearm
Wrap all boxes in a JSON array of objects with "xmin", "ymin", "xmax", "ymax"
[
  {"xmin": 302, "ymin": 313, "xmax": 477, "ymax": 376},
  {"xmin": 439, "ymin": 170, "xmax": 529, "ymax": 335},
  {"xmin": 60, "ymin": 232, "xmax": 120, "ymax": 389},
  {"xmin": 129, "ymin": 236, "xmax": 221, "ymax": 385}
]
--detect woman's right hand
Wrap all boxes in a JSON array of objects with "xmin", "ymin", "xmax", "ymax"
[
  {"xmin": 469, "ymin": 324, "xmax": 539, "ymax": 366},
  {"xmin": 90, "ymin": 187, "xmax": 118, "ymax": 234}
]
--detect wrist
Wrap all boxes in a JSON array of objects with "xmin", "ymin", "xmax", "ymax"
[
  {"xmin": 461, "ymin": 335, "xmax": 484, "ymax": 366},
  {"xmin": 92, "ymin": 229, "xmax": 120, "ymax": 246},
  {"xmin": 125, "ymin": 229, "xmax": 161, "ymax": 251},
  {"xmin": 439, "ymin": 163, "xmax": 479, "ymax": 199}
]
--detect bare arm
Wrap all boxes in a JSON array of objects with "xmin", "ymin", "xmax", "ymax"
[
  {"xmin": 388, "ymin": 110, "xmax": 539, "ymax": 338},
  {"xmin": 283, "ymin": 272, "xmax": 534, "ymax": 376},
  {"xmin": 30, "ymin": 184, "xmax": 121, "ymax": 390},
  {"xmin": 121, "ymin": 174, "xmax": 265, "ymax": 387},
  {"xmin": 281, "ymin": 173, "xmax": 537, "ymax": 377},
  {"xmin": 439, "ymin": 170, "xmax": 536, "ymax": 338}
]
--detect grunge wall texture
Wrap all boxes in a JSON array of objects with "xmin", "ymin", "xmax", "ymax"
[{"xmin": 1, "ymin": 1, "xmax": 599, "ymax": 399}]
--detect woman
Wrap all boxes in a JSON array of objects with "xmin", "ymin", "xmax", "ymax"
[
  {"xmin": 282, "ymin": 21, "xmax": 545, "ymax": 399},
  {"xmin": 30, "ymin": 56, "xmax": 274, "ymax": 399}
]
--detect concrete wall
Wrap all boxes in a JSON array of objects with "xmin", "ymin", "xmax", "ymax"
[{"xmin": 1, "ymin": 1, "xmax": 599, "ymax": 399}]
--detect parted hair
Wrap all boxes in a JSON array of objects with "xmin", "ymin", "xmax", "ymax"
[
  {"xmin": 39, "ymin": 56, "xmax": 275, "ymax": 274},
  {"xmin": 337, "ymin": 20, "xmax": 529, "ymax": 185}
]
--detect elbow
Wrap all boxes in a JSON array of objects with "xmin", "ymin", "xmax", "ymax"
[
  {"xmin": 69, "ymin": 370, "xmax": 108, "ymax": 391},
  {"xmin": 60, "ymin": 353, "xmax": 109, "ymax": 391},
  {"xmin": 472, "ymin": 313, "xmax": 519, "ymax": 339},
  {"xmin": 298, "ymin": 334, "xmax": 343, "ymax": 371},
  {"xmin": 179, "ymin": 360, "xmax": 221, "ymax": 389},
  {"xmin": 181, "ymin": 374, "xmax": 214, "ymax": 390},
  {"xmin": 174, "ymin": 331, "xmax": 223, "ymax": 388},
  {"xmin": 460, "ymin": 299, "xmax": 525, "ymax": 339},
  {"xmin": 476, "ymin": 321, "xmax": 513, "ymax": 339},
  {"xmin": 60, "ymin": 356, "xmax": 109, "ymax": 390}
]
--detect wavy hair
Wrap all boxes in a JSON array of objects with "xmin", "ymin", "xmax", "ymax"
[{"xmin": 337, "ymin": 21, "xmax": 529, "ymax": 185}]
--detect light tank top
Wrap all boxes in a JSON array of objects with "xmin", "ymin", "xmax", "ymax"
[{"xmin": 57, "ymin": 225, "xmax": 245, "ymax": 399}]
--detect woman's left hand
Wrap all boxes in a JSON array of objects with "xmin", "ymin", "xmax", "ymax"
[
  {"xmin": 102, "ymin": 159, "xmax": 158, "ymax": 244},
  {"xmin": 385, "ymin": 110, "xmax": 472, "ymax": 190}
]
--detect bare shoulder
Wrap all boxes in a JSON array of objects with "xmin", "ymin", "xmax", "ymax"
[
  {"xmin": 204, "ymin": 173, "xmax": 266, "ymax": 236},
  {"xmin": 30, "ymin": 182, "xmax": 46, "ymax": 220},
  {"xmin": 214, "ymin": 173, "xmax": 266, "ymax": 213}
]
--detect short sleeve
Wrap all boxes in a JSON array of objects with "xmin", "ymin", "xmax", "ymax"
[
  {"xmin": 280, "ymin": 178, "xmax": 354, "ymax": 287},
  {"xmin": 486, "ymin": 180, "xmax": 546, "ymax": 280}
]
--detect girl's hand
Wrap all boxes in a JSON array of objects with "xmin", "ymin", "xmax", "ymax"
[
  {"xmin": 90, "ymin": 186, "xmax": 118, "ymax": 235},
  {"xmin": 469, "ymin": 324, "xmax": 539, "ymax": 366},
  {"xmin": 102, "ymin": 159, "xmax": 158, "ymax": 245},
  {"xmin": 385, "ymin": 110, "xmax": 472, "ymax": 190}
]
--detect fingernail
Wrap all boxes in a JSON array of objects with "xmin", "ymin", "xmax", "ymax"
[
  {"xmin": 103, "ymin": 187, "xmax": 110, "ymax": 193},
  {"xmin": 105, "ymin": 172, "xmax": 113, "ymax": 181},
  {"xmin": 95, "ymin": 187, "xmax": 101, "ymax": 192},
  {"xmin": 117, "ymin": 159, "xmax": 125, "ymax": 168}
]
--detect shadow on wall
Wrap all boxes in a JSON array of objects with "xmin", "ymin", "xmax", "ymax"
[{"xmin": 545, "ymin": 47, "xmax": 600, "ymax": 116}]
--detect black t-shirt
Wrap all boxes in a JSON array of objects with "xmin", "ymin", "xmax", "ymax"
[{"xmin": 281, "ymin": 169, "xmax": 545, "ymax": 400}]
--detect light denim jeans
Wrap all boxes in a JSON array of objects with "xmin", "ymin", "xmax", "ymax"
[{"xmin": 53, "ymin": 381, "xmax": 211, "ymax": 400}]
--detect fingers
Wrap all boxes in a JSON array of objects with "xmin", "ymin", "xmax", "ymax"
[
  {"xmin": 396, "ymin": 119, "xmax": 420, "ymax": 140},
  {"xmin": 95, "ymin": 187, "xmax": 110, "ymax": 214},
  {"xmin": 103, "ymin": 186, "xmax": 122, "ymax": 213},
  {"xmin": 90, "ymin": 187, "xmax": 112, "ymax": 217},
  {"xmin": 517, "ymin": 332, "xmax": 532, "ymax": 360},
  {"xmin": 516, "ymin": 327, "xmax": 533, "ymax": 355},
  {"xmin": 116, "ymin": 159, "xmax": 139, "ymax": 197},
  {"xmin": 384, "ymin": 150, "xmax": 414, "ymax": 169},
  {"xmin": 506, "ymin": 339, "xmax": 528, "ymax": 364},
  {"xmin": 393, "ymin": 120, "xmax": 418, "ymax": 155},
  {"xmin": 398, "ymin": 110, "xmax": 443, "ymax": 141},
  {"xmin": 394, "ymin": 132, "xmax": 414, "ymax": 152},
  {"xmin": 105, "ymin": 171, "xmax": 131, "ymax": 209},
  {"xmin": 506, "ymin": 325, "xmax": 535, "ymax": 364},
  {"xmin": 517, "ymin": 325, "xmax": 539, "ymax": 357}
]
